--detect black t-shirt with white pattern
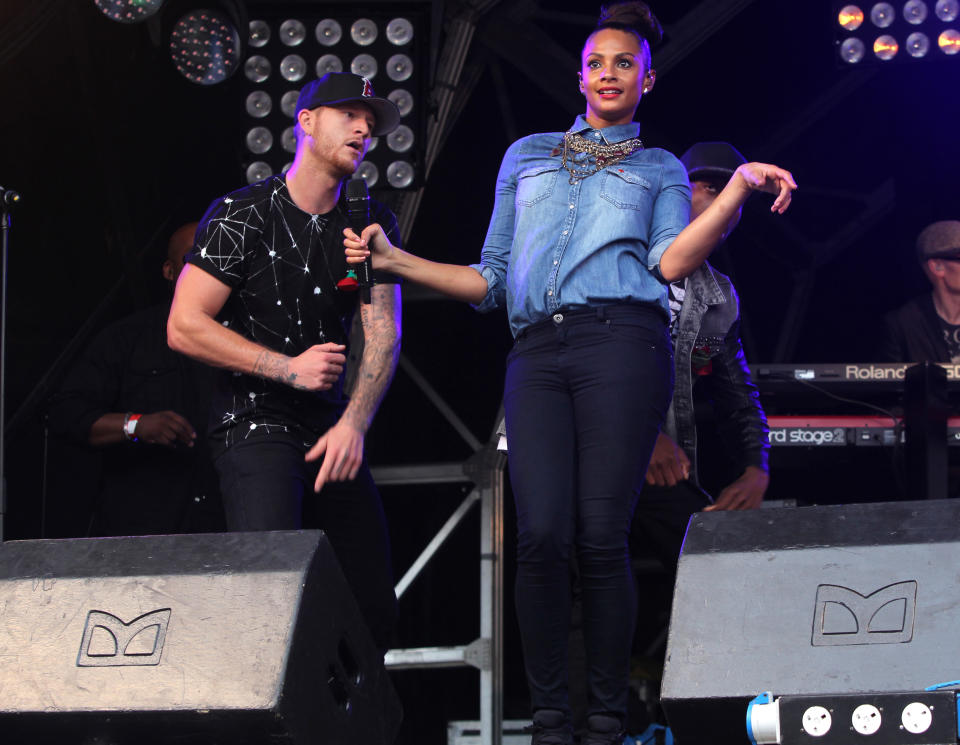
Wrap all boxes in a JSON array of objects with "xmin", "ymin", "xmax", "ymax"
[{"xmin": 186, "ymin": 175, "xmax": 400, "ymax": 453}]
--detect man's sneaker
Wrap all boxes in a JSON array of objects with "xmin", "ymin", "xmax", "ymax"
[
  {"xmin": 523, "ymin": 709, "xmax": 574, "ymax": 745},
  {"xmin": 582, "ymin": 713, "xmax": 626, "ymax": 745}
]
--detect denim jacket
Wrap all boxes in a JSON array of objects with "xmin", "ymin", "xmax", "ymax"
[
  {"xmin": 666, "ymin": 262, "xmax": 769, "ymax": 484},
  {"xmin": 471, "ymin": 115, "xmax": 690, "ymax": 337}
]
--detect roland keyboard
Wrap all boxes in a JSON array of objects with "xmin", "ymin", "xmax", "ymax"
[
  {"xmin": 766, "ymin": 416, "xmax": 960, "ymax": 447},
  {"xmin": 752, "ymin": 362, "xmax": 960, "ymax": 385}
]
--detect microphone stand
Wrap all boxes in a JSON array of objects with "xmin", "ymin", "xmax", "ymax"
[{"xmin": 0, "ymin": 185, "xmax": 21, "ymax": 544}]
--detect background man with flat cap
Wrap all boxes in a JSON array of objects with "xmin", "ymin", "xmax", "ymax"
[
  {"xmin": 882, "ymin": 220, "xmax": 960, "ymax": 363},
  {"xmin": 167, "ymin": 72, "xmax": 403, "ymax": 650}
]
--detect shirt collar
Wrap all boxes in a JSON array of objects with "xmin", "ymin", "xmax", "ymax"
[{"xmin": 568, "ymin": 114, "xmax": 642, "ymax": 145}]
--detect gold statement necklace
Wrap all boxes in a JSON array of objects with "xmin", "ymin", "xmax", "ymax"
[{"xmin": 561, "ymin": 131, "xmax": 644, "ymax": 184}]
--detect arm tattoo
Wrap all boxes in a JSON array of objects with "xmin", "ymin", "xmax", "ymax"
[{"xmin": 253, "ymin": 350, "xmax": 305, "ymax": 388}]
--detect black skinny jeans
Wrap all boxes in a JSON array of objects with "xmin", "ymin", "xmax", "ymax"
[
  {"xmin": 503, "ymin": 304, "xmax": 673, "ymax": 720},
  {"xmin": 215, "ymin": 435, "xmax": 398, "ymax": 652}
]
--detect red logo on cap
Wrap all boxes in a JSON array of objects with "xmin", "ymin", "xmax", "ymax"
[{"xmin": 361, "ymin": 78, "xmax": 374, "ymax": 97}]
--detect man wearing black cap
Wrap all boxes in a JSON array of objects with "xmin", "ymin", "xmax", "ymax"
[
  {"xmin": 636, "ymin": 141, "xmax": 769, "ymax": 525},
  {"xmin": 881, "ymin": 220, "xmax": 960, "ymax": 362},
  {"xmin": 167, "ymin": 72, "xmax": 403, "ymax": 650}
]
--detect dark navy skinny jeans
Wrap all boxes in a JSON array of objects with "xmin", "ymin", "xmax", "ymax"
[{"xmin": 503, "ymin": 303, "xmax": 673, "ymax": 720}]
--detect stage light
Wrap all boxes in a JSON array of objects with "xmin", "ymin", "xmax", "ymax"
[
  {"xmin": 246, "ymin": 126, "xmax": 273, "ymax": 154},
  {"xmin": 280, "ymin": 54, "xmax": 307, "ymax": 82},
  {"xmin": 386, "ymin": 18, "xmax": 414, "ymax": 45},
  {"xmin": 238, "ymin": 4, "xmax": 430, "ymax": 189},
  {"xmin": 386, "ymin": 53, "xmax": 414, "ymax": 81},
  {"xmin": 936, "ymin": 0, "xmax": 959, "ymax": 21},
  {"xmin": 244, "ymin": 90, "xmax": 271, "ymax": 118},
  {"xmin": 835, "ymin": 0, "xmax": 960, "ymax": 64},
  {"xmin": 839, "ymin": 4, "xmax": 865, "ymax": 29},
  {"xmin": 386, "ymin": 161, "xmax": 414, "ymax": 189},
  {"xmin": 940, "ymin": 27, "xmax": 960, "ymax": 51},
  {"xmin": 840, "ymin": 36, "xmax": 868, "ymax": 61},
  {"xmin": 388, "ymin": 89, "xmax": 414, "ymax": 117},
  {"xmin": 316, "ymin": 54, "xmax": 343, "ymax": 75},
  {"xmin": 387, "ymin": 125, "xmax": 414, "ymax": 153},
  {"xmin": 357, "ymin": 161, "xmax": 380, "ymax": 188},
  {"xmin": 350, "ymin": 19, "xmax": 378, "ymax": 46},
  {"xmin": 246, "ymin": 161, "xmax": 271, "ymax": 183},
  {"xmin": 169, "ymin": 8, "xmax": 241, "ymax": 85},
  {"xmin": 904, "ymin": 0, "xmax": 929, "ymax": 23},
  {"xmin": 95, "ymin": 0, "xmax": 164, "ymax": 24},
  {"xmin": 248, "ymin": 19, "xmax": 269, "ymax": 47},
  {"xmin": 244, "ymin": 55, "xmax": 270, "ymax": 82},
  {"xmin": 350, "ymin": 54, "xmax": 378, "ymax": 78},
  {"xmin": 874, "ymin": 33, "xmax": 900, "ymax": 57},
  {"xmin": 279, "ymin": 19, "xmax": 306, "ymax": 47},
  {"xmin": 871, "ymin": 2, "xmax": 897, "ymax": 26},
  {"xmin": 316, "ymin": 19, "xmax": 343, "ymax": 46}
]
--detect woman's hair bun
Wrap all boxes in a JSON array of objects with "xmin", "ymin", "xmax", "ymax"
[{"xmin": 597, "ymin": 2, "xmax": 663, "ymax": 46}]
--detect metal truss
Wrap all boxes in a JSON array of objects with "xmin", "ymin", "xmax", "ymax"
[{"xmin": 376, "ymin": 353, "xmax": 506, "ymax": 745}]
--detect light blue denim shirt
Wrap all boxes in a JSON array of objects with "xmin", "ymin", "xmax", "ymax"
[{"xmin": 471, "ymin": 115, "xmax": 691, "ymax": 338}]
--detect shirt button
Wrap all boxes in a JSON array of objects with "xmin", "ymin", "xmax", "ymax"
[
  {"xmin": 568, "ymin": 204, "xmax": 574, "ymax": 209},
  {"xmin": 553, "ymin": 260, "xmax": 558, "ymax": 265},
  {"xmin": 553, "ymin": 313, "xmax": 563, "ymax": 323},
  {"xmin": 562, "ymin": 230, "xmax": 568, "ymax": 235},
  {"xmin": 548, "ymin": 290, "xmax": 553, "ymax": 296}
]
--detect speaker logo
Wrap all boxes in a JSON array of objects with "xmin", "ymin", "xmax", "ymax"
[
  {"xmin": 812, "ymin": 582, "xmax": 916, "ymax": 646},
  {"xmin": 77, "ymin": 609, "xmax": 171, "ymax": 666}
]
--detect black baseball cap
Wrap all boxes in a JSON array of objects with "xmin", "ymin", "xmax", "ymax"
[
  {"xmin": 294, "ymin": 72, "xmax": 401, "ymax": 137},
  {"xmin": 680, "ymin": 141, "xmax": 747, "ymax": 182}
]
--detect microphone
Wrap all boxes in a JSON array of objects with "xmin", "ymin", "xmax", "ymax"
[
  {"xmin": 345, "ymin": 177, "xmax": 373, "ymax": 304},
  {"xmin": 0, "ymin": 186, "xmax": 21, "ymax": 209}
]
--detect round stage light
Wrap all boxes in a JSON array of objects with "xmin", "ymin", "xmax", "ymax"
[
  {"xmin": 245, "ymin": 90, "xmax": 272, "ymax": 118},
  {"xmin": 388, "ymin": 89, "xmax": 414, "ymax": 117},
  {"xmin": 386, "ymin": 18, "xmax": 414, "ymax": 45},
  {"xmin": 840, "ymin": 37, "xmax": 867, "ymax": 62},
  {"xmin": 873, "ymin": 33, "xmax": 900, "ymax": 58},
  {"xmin": 316, "ymin": 54, "xmax": 343, "ymax": 76},
  {"xmin": 169, "ymin": 9, "xmax": 241, "ymax": 85},
  {"xmin": 839, "ymin": 5, "xmax": 865, "ymax": 29},
  {"xmin": 280, "ymin": 90, "xmax": 299, "ymax": 117},
  {"xmin": 357, "ymin": 161, "xmax": 380, "ymax": 187},
  {"xmin": 387, "ymin": 125, "xmax": 414, "ymax": 153},
  {"xmin": 870, "ymin": 2, "xmax": 896, "ymax": 26},
  {"xmin": 904, "ymin": 0, "xmax": 929, "ymax": 23},
  {"xmin": 279, "ymin": 19, "xmax": 306, "ymax": 47},
  {"xmin": 351, "ymin": 19, "xmax": 378, "ymax": 46},
  {"xmin": 939, "ymin": 28, "xmax": 960, "ymax": 53},
  {"xmin": 246, "ymin": 161, "xmax": 272, "ymax": 184},
  {"xmin": 386, "ymin": 161, "xmax": 414, "ymax": 189},
  {"xmin": 936, "ymin": 0, "xmax": 959, "ymax": 20},
  {"xmin": 280, "ymin": 54, "xmax": 307, "ymax": 82},
  {"xmin": 351, "ymin": 54, "xmax": 378, "ymax": 79},
  {"xmin": 248, "ymin": 19, "xmax": 270, "ymax": 48},
  {"xmin": 95, "ymin": 0, "xmax": 164, "ymax": 24},
  {"xmin": 906, "ymin": 31, "xmax": 931, "ymax": 55},
  {"xmin": 246, "ymin": 126, "xmax": 274, "ymax": 154},
  {"xmin": 386, "ymin": 54, "xmax": 413, "ymax": 82},
  {"xmin": 316, "ymin": 19, "xmax": 343, "ymax": 47},
  {"xmin": 244, "ymin": 55, "xmax": 270, "ymax": 83},
  {"xmin": 367, "ymin": 137, "xmax": 379, "ymax": 153},
  {"xmin": 282, "ymin": 127, "xmax": 296, "ymax": 154}
]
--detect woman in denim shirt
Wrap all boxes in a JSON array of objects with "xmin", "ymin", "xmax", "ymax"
[{"xmin": 345, "ymin": 3, "xmax": 795, "ymax": 742}]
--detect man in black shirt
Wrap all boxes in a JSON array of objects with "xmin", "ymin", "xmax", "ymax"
[
  {"xmin": 47, "ymin": 222, "xmax": 223, "ymax": 536},
  {"xmin": 168, "ymin": 72, "xmax": 403, "ymax": 649},
  {"xmin": 882, "ymin": 220, "xmax": 960, "ymax": 362}
]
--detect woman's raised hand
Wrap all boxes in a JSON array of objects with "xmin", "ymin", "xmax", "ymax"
[{"xmin": 733, "ymin": 163, "xmax": 798, "ymax": 214}]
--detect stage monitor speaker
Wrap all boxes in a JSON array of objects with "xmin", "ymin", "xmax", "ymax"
[
  {"xmin": 661, "ymin": 499, "xmax": 960, "ymax": 745},
  {"xmin": 0, "ymin": 530, "xmax": 401, "ymax": 744}
]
